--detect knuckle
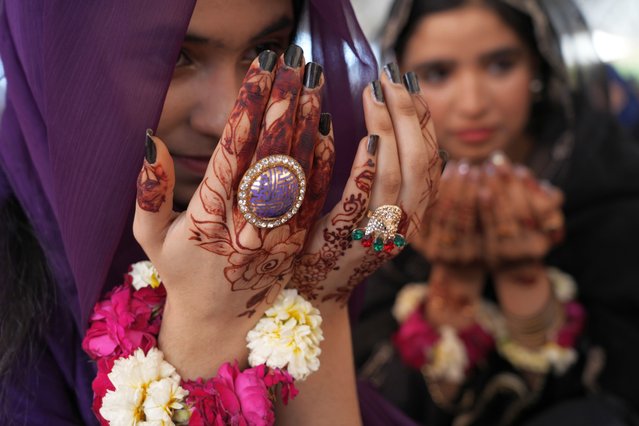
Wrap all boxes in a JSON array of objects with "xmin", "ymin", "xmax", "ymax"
[{"xmin": 378, "ymin": 171, "xmax": 402, "ymax": 194}]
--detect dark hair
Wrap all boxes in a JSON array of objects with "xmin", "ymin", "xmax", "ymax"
[
  {"xmin": 0, "ymin": 196, "xmax": 54, "ymax": 413},
  {"xmin": 394, "ymin": 0, "xmax": 562, "ymax": 148}
]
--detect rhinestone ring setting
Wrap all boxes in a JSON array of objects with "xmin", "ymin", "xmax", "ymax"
[
  {"xmin": 351, "ymin": 205, "xmax": 406, "ymax": 253},
  {"xmin": 237, "ymin": 155, "xmax": 306, "ymax": 228}
]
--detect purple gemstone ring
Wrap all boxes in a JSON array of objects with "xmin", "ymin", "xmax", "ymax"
[{"xmin": 237, "ymin": 155, "xmax": 307, "ymax": 228}]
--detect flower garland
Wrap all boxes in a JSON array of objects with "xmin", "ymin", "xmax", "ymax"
[
  {"xmin": 392, "ymin": 284, "xmax": 498, "ymax": 383},
  {"xmin": 83, "ymin": 261, "xmax": 322, "ymax": 426},
  {"xmin": 392, "ymin": 268, "xmax": 586, "ymax": 382},
  {"xmin": 495, "ymin": 267, "xmax": 586, "ymax": 374}
]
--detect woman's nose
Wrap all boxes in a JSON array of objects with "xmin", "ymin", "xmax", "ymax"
[
  {"xmin": 190, "ymin": 65, "xmax": 241, "ymax": 139},
  {"xmin": 454, "ymin": 71, "xmax": 489, "ymax": 118}
]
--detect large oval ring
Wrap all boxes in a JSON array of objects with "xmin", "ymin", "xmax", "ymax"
[{"xmin": 237, "ymin": 154, "xmax": 306, "ymax": 228}]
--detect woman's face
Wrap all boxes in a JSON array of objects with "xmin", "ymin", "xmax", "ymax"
[
  {"xmin": 400, "ymin": 5, "xmax": 536, "ymax": 163},
  {"xmin": 158, "ymin": 0, "xmax": 294, "ymax": 206}
]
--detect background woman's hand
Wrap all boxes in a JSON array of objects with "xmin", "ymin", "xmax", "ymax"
[{"xmin": 289, "ymin": 65, "xmax": 442, "ymax": 309}]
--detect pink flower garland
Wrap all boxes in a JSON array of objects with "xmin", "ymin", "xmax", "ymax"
[
  {"xmin": 392, "ymin": 303, "xmax": 495, "ymax": 375},
  {"xmin": 83, "ymin": 264, "xmax": 298, "ymax": 426}
]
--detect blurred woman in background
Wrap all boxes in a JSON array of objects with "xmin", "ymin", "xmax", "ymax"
[{"xmin": 354, "ymin": 0, "xmax": 639, "ymax": 424}]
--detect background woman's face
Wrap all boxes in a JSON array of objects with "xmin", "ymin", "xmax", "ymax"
[
  {"xmin": 400, "ymin": 5, "xmax": 535, "ymax": 163},
  {"xmin": 158, "ymin": 0, "xmax": 294, "ymax": 206}
]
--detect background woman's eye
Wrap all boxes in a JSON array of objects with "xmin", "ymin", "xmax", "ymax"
[
  {"xmin": 417, "ymin": 65, "xmax": 451, "ymax": 85},
  {"xmin": 487, "ymin": 58, "xmax": 516, "ymax": 76}
]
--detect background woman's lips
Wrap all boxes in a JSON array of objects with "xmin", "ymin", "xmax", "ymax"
[
  {"xmin": 172, "ymin": 154, "xmax": 211, "ymax": 176},
  {"xmin": 455, "ymin": 128, "xmax": 495, "ymax": 144}
]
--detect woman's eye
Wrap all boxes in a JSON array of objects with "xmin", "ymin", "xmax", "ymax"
[
  {"xmin": 176, "ymin": 48, "xmax": 193, "ymax": 68},
  {"xmin": 242, "ymin": 42, "xmax": 286, "ymax": 64},
  {"xmin": 417, "ymin": 66, "xmax": 451, "ymax": 85},
  {"xmin": 487, "ymin": 58, "xmax": 516, "ymax": 76}
]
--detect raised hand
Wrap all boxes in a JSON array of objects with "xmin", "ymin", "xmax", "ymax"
[
  {"xmin": 133, "ymin": 46, "xmax": 337, "ymax": 377},
  {"xmin": 478, "ymin": 153, "xmax": 565, "ymax": 269},
  {"xmin": 290, "ymin": 66, "xmax": 442, "ymax": 307}
]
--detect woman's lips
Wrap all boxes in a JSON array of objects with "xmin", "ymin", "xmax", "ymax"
[
  {"xmin": 172, "ymin": 154, "xmax": 211, "ymax": 176},
  {"xmin": 455, "ymin": 128, "xmax": 495, "ymax": 144}
]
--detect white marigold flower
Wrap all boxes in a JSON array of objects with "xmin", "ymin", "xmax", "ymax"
[
  {"xmin": 100, "ymin": 348, "xmax": 182, "ymax": 425},
  {"xmin": 392, "ymin": 283, "xmax": 428, "ymax": 323},
  {"xmin": 547, "ymin": 267, "xmax": 577, "ymax": 302},
  {"xmin": 246, "ymin": 289, "xmax": 323, "ymax": 380},
  {"xmin": 142, "ymin": 377, "xmax": 189, "ymax": 425},
  {"xmin": 130, "ymin": 260, "xmax": 162, "ymax": 289},
  {"xmin": 425, "ymin": 326, "xmax": 468, "ymax": 383}
]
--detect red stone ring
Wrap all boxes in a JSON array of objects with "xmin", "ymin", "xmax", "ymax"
[
  {"xmin": 237, "ymin": 155, "xmax": 306, "ymax": 228},
  {"xmin": 351, "ymin": 205, "xmax": 406, "ymax": 253}
]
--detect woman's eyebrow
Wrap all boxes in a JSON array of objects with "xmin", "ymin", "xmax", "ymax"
[
  {"xmin": 479, "ymin": 46, "xmax": 524, "ymax": 62},
  {"xmin": 183, "ymin": 15, "xmax": 294, "ymax": 47}
]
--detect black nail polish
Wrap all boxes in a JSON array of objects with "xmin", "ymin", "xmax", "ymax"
[
  {"xmin": 284, "ymin": 44, "xmax": 303, "ymax": 68},
  {"xmin": 438, "ymin": 149, "xmax": 449, "ymax": 173},
  {"xmin": 258, "ymin": 50, "xmax": 277, "ymax": 72},
  {"xmin": 370, "ymin": 80, "xmax": 384, "ymax": 103},
  {"xmin": 403, "ymin": 72, "xmax": 420, "ymax": 94},
  {"xmin": 304, "ymin": 62, "xmax": 323, "ymax": 89},
  {"xmin": 145, "ymin": 129, "xmax": 157, "ymax": 164},
  {"xmin": 384, "ymin": 62, "xmax": 401, "ymax": 84},
  {"xmin": 367, "ymin": 134, "xmax": 379, "ymax": 155},
  {"xmin": 319, "ymin": 113, "xmax": 332, "ymax": 136}
]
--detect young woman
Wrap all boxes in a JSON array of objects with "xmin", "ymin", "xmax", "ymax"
[
  {"xmin": 0, "ymin": 0, "xmax": 441, "ymax": 424},
  {"xmin": 355, "ymin": 0, "xmax": 639, "ymax": 424}
]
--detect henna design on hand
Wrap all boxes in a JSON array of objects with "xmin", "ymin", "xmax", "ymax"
[
  {"xmin": 291, "ymin": 158, "xmax": 375, "ymax": 302},
  {"xmin": 136, "ymin": 163, "xmax": 169, "ymax": 212}
]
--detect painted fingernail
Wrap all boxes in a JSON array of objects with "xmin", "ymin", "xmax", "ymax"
[
  {"xmin": 258, "ymin": 50, "xmax": 277, "ymax": 71},
  {"xmin": 304, "ymin": 62, "xmax": 323, "ymax": 89},
  {"xmin": 284, "ymin": 44, "xmax": 303, "ymax": 68},
  {"xmin": 384, "ymin": 62, "xmax": 401, "ymax": 84},
  {"xmin": 145, "ymin": 129, "xmax": 156, "ymax": 164},
  {"xmin": 370, "ymin": 80, "xmax": 384, "ymax": 103},
  {"xmin": 402, "ymin": 71, "xmax": 420, "ymax": 94},
  {"xmin": 319, "ymin": 113, "xmax": 332, "ymax": 136},
  {"xmin": 438, "ymin": 149, "xmax": 449, "ymax": 173},
  {"xmin": 367, "ymin": 134, "xmax": 379, "ymax": 155}
]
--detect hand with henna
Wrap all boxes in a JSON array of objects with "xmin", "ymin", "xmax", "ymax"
[
  {"xmin": 133, "ymin": 46, "xmax": 337, "ymax": 378},
  {"xmin": 289, "ymin": 64, "xmax": 443, "ymax": 309},
  {"xmin": 478, "ymin": 153, "xmax": 566, "ymax": 349}
]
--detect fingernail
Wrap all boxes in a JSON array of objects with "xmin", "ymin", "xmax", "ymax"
[
  {"xmin": 367, "ymin": 134, "xmax": 379, "ymax": 155},
  {"xmin": 284, "ymin": 44, "xmax": 303, "ymax": 68},
  {"xmin": 370, "ymin": 80, "xmax": 384, "ymax": 103},
  {"xmin": 258, "ymin": 50, "xmax": 277, "ymax": 71},
  {"xmin": 458, "ymin": 160, "xmax": 470, "ymax": 175},
  {"xmin": 402, "ymin": 71, "xmax": 420, "ymax": 93},
  {"xmin": 490, "ymin": 151, "xmax": 507, "ymax": 166},
  {"xmin": 319, "ymin": 113, "xmax": 332, "ymax": 136},
  {"xmin": 303, "ymin": 62, "xmax": 323, "ymax": 89},
  {"xmin": 145, "ymin": 129, "xmax": 157, "ymax": 164},
  {"xmin": 384, "ymin": 62, "xmax": 401, "ymax": 84},
  {"xmin": 438, "ymin": 149, "xmax": 449, "ymax": 173}
]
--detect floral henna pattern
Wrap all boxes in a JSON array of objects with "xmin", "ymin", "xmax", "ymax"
[
  {"xmin": 297, "ymin": 137, "xmax": 335, "ymax": 231},
  {"xmin": 405, "ymin": 96, "xmax": 441, "ymax": 238},
  {"xmin": 188, "ymin": 62, "xmax": 307, "ymax": 317},
  {"xmin": 136, "ymin": 163, "xmax": 168, "ymax": 212},
  {"xmin": 323, "ymin": 252, "xmax": 392, "ymax": 307},
  {"xmin": 256, "ymin": 64, "xmax": 301, "ymax": 159},
  {"xmin": 292, "ymin": 159, "xmax": 375, "ymax": 301}
]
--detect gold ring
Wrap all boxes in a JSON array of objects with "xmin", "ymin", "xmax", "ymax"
[{"xmin": 351, "ymin": 205, "xmax": 406, "ymax": 253}]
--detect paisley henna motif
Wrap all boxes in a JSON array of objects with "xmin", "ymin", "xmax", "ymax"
[{"xmin": 136, "ymin": 163, "xmax": 169, "ymax": 212}]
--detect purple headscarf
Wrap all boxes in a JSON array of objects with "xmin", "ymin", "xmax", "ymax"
[
  {"xmin": 0, "ymin": 0, "xmax": 376, "ymax": 327},
  {"xmin": 0, "ymin": 0, "xmax": 379, "ymax": 422}
]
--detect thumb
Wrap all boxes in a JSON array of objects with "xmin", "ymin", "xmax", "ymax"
[{"xmin": 133, "ymin": 129, "xmax": 176, "ymax": 255}]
